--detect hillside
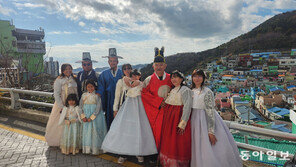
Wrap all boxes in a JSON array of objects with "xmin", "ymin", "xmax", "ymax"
[{"xmin": 140, "ymin": 10, "xmax": 296, "ymax": 79}]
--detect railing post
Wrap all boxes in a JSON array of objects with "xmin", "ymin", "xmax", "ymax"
[{"xmin": 9, "ymin": 88, "xmax": 21, "ymax": 109}]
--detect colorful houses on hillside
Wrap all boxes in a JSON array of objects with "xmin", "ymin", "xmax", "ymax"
[{"xmin": 205, "ymin": 49, "xmax": 296, "ymax": 133}]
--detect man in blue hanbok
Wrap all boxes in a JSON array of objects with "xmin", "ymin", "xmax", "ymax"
[
  {"xmin": 76, "ymin": 52, "xmax": 99, "ymax": 99},
  {"xmin": 97, "ymin": 48, "xmax": 123, "ymax": 129}
]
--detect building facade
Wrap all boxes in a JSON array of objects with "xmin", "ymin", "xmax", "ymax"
[
  {"xmin": 0, "ymin": 20, "xmax": 45, "ymax": 75},
  {"xmin": 44, "ymin": 57, "xmax": 59, "ymax": 77}
]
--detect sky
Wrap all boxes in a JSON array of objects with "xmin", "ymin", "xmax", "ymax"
[{"xmin": 0, "ymin": 0, "xmax": 295, "ymax": 69}]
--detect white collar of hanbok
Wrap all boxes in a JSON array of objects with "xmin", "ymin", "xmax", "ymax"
[
  {"xmin": 110, "ymin": 68, "xmax": 118, "ymax": 77},
  {"xmin": 154, "ymin": 72, "xmax": 166, "ymax": 80}
]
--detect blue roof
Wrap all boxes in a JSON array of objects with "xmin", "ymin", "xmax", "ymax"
[
  {"xmin": 268, "ymin": 107, "xmax": 290, "ymax": 116},
  {"xmin": 271, "ymin": 124, "xmax": 286, "ymax": 129},
  {"xmin": 234, "ymin": 101, "xmax": 249, "ymax": 104},
  {"xmin": 277, "ymin": 127, "xmax": 292, "ymax": 133},
  {"xmin": 250, "ymin": 109, "xmax": 264, "ymax": 121},
  {"xmin": 250, "ymin": 69, "xmax": 262, "ymax": 72},
  {"xmin": 251, "ymin": 52, "xmax": 281, "ymax": 56},
  {"xmin": 240, "ymin": 112, "xmax": 257, "ymax": 120},
  {"xmin": 269, "ymin": 87, "xmax": 285, "ymax": 92},
  {"xmin": 287, "ymin": 85, "xmax": 296, "ymax": 89},
  {"xmin": 270, "ymin": 122, "xmax": 292, "ymax": 133}
]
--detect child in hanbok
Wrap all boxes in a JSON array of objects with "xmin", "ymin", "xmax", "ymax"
[
  {"xmin": 80, "ymin": 80, "xmax": 107, "ymax": 155},
  {"xmin": 190, "ymin": 69, "xmax": 242, "ymax": 167},
  {"xmin": 58, "ymin": 94, "xmax": 81, "ymax": 155},
  {"xmin": 159, "ymin": 70, "xmax": 192, "ymax": 167},
  {"xmin": 101, "ymin": 69, "xmax": 157, "ymax": 164}
]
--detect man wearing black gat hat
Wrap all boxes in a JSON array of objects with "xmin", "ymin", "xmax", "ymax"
[
  {"xmin": 76, "ymin": 52, "xmax": 99, "ymax": 99},
  {"xmin": 97, "ymin": 48, "xmax": 123, "ymax": 130}
]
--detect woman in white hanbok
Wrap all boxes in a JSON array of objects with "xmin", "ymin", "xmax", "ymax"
[
  {"xmin": 45, "ymin": 64, "xmax": 78, "ymax": 146},
  {"xmin": 190, "ymin": 69, "xmax": 242, "ymax": 167},
  {"xmin": 102, "ymin": 69, "xmax": 157, "ymax": 163}
]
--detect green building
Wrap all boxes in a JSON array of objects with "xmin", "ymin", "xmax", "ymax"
[
  {"xmin": 217, "ymin": 65, "xmax": 227, "ymax": 73},
  {"xmin": 0, "ymin": 20, "xmax": 45, "ymax": 75},
  {"xmin": 268, "ymin": 66, "xmax": 278, "ymax": 75}
]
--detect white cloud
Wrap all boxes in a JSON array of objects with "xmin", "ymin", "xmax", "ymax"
[
  {"xmin": 91, "ymin": 38, "xmax": 100, "ymax": 41},
  {"xmin": 48, "ymin": 31, "xmax": 75, "ymax": 35},
  {"xmin": 0, "ymin": 4, "xmax": 16, "ymax": 15},
  {"xmin": 99, "ymin": 27, "xmax": 124, "ymax": 35},
  {"xmin": 78, "ymin": 21, "xmax": 85, "ymax": 27},
  {"xmin": 22, "ymin": 11, "xmax": 45, "ymax": 19},
  {"xmin": 34, "ymin": 0, "xmax": 296, "ymax": 69},
  {"xmin": 13, "ymin": 2, "xmax": 45, "ymax": 9},
  {"xmin": 82, "ymin": 28, "xmax": 99, "ymax": 34},
  {"xmin": 46, "ymin": 35, "xmax": 226, "ymax": 69}
]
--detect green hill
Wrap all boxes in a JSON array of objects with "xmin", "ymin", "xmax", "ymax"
[{"xmin": 140, "ymin": 10, "xmax": 296, "ymax": 79}]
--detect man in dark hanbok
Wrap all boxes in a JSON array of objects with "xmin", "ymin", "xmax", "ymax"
[
  {"xmin": 76, "ymin": 52, "xmax": 99, "ymax": 99},
  {"xmin": 97, "ymin": 48, "xmax": 123, "ymax": 130}
]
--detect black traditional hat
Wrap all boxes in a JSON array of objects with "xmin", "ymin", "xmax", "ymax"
[
  {"xmin": 102, "ymin": 48, "xmax": 123, "ymax": 59},
  {"xmin": 154, "ymin": 47, "xmax": 165, "ymax": 63},
  {"xmin": 76, "ymin": 52, "xmax": 98, "ymax": 63}
]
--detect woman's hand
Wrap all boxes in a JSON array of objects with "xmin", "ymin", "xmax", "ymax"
[
  {"xmin": 131, "ymin": 80, "xmax": 140, "ymax": 87},
  {"xmin": 82, "ymin": 118, "xmax": 88, "ymax": 122},
  {"xmin": 208, "ymin": 133, "xmax": 217, "ymax": 145},
  {"xmin": 87, "ymin": 118, "xmax": 92, "ymax": 122},
  {"xmin": 64, "ymin": 120, "xmax": 70, "ymax": 125},
  {"xmin": 113, "ymin": 111, "xmax": 118, "ymax": 117},
  {"xmin": 123, "ymin": 76, "xmax": 132, "ymax": 87}
]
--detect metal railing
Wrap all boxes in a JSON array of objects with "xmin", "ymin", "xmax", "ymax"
[
  {"xmin": 0, "ymin": 87, "xmax": 295, "ymax": 161},
  {"xmin": 0, "ymin": 87, "xmax": 53, "ymax": 109}
]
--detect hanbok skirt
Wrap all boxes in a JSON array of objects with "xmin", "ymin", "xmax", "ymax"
[
  {"xmin": 82, "ymin": 104, "xmax": 107, "ymax": 155},
  {"xmin": 101, "ymin": 96, "xmax": 157, "ymax": 156},
  {"xmin": 191, "ymin": 109, "xmax": 242, "ymax": 167},
  {"xmin": 160, "ymin": 104, "xmax": 191, "ymax": 167},
  {"xmin": 60, "ymin": 121, "xmax": 81, "ymax": 155},
  {"xmin": 45, "ymin": 102, "xmax": 64, "ymax": 146}
]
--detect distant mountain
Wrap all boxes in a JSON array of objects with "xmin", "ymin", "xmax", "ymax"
[
  {"xmin": 73, "ymin": 64, "xmax": 148, "ymax": 73},
  {"xmin": 140, "ymin": 10, "xmax": 296, "ymax": 79}
]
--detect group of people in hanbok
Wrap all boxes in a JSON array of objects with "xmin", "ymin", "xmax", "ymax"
[{"xmin": 44, "ymin": 47, "xmax": 242, "ymax": 167}]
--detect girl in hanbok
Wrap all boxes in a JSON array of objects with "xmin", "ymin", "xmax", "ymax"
[
  {"xmin": 190, "ymin": 69, "xmax": 242, "ymax": 167},
  {"xmin": 159, "ymin": 70, "xmax": 192, "ymax": 167},
  {"xmin": 101, "ymin": 69, "xmax": 157, "ymax": 164},
  {"xmin": 45, "ymin": 64, "xmax": 78, "ymax": 146},
  {"xmin": 58, "ymin": 94, "xmax": 81, "ymax": 155},
  {"xmin": 80, "ymin": 80, "xmax": 107, "ymax": 155}
]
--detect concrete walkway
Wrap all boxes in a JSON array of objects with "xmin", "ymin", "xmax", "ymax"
[{"xmin": 0, "ymin": 125, "xmax": 123, "ymax": 167}]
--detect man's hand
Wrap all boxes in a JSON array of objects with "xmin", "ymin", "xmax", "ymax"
[
  {"xmin": 177, "ymin": 127, "xmax": 185, "ymax": 135},
  {"xmin": 160, "ymin": 100, "xmax": 166, "ymax": 108},
  {"xmin": 87, "ymin": 118, "xmax": 92, "ymax": 122},
  {"xmin": 208, "ymin": 133, "xmax": 217, "ymax": 145},
  {"xmin": 96, "ymin": 93, "xmax": 101, "ymax": 97}
]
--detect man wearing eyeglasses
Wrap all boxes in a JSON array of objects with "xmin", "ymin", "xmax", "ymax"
[{"xmin": 76, "ymin": 52, "xmax": 99, "ymax": 99}]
